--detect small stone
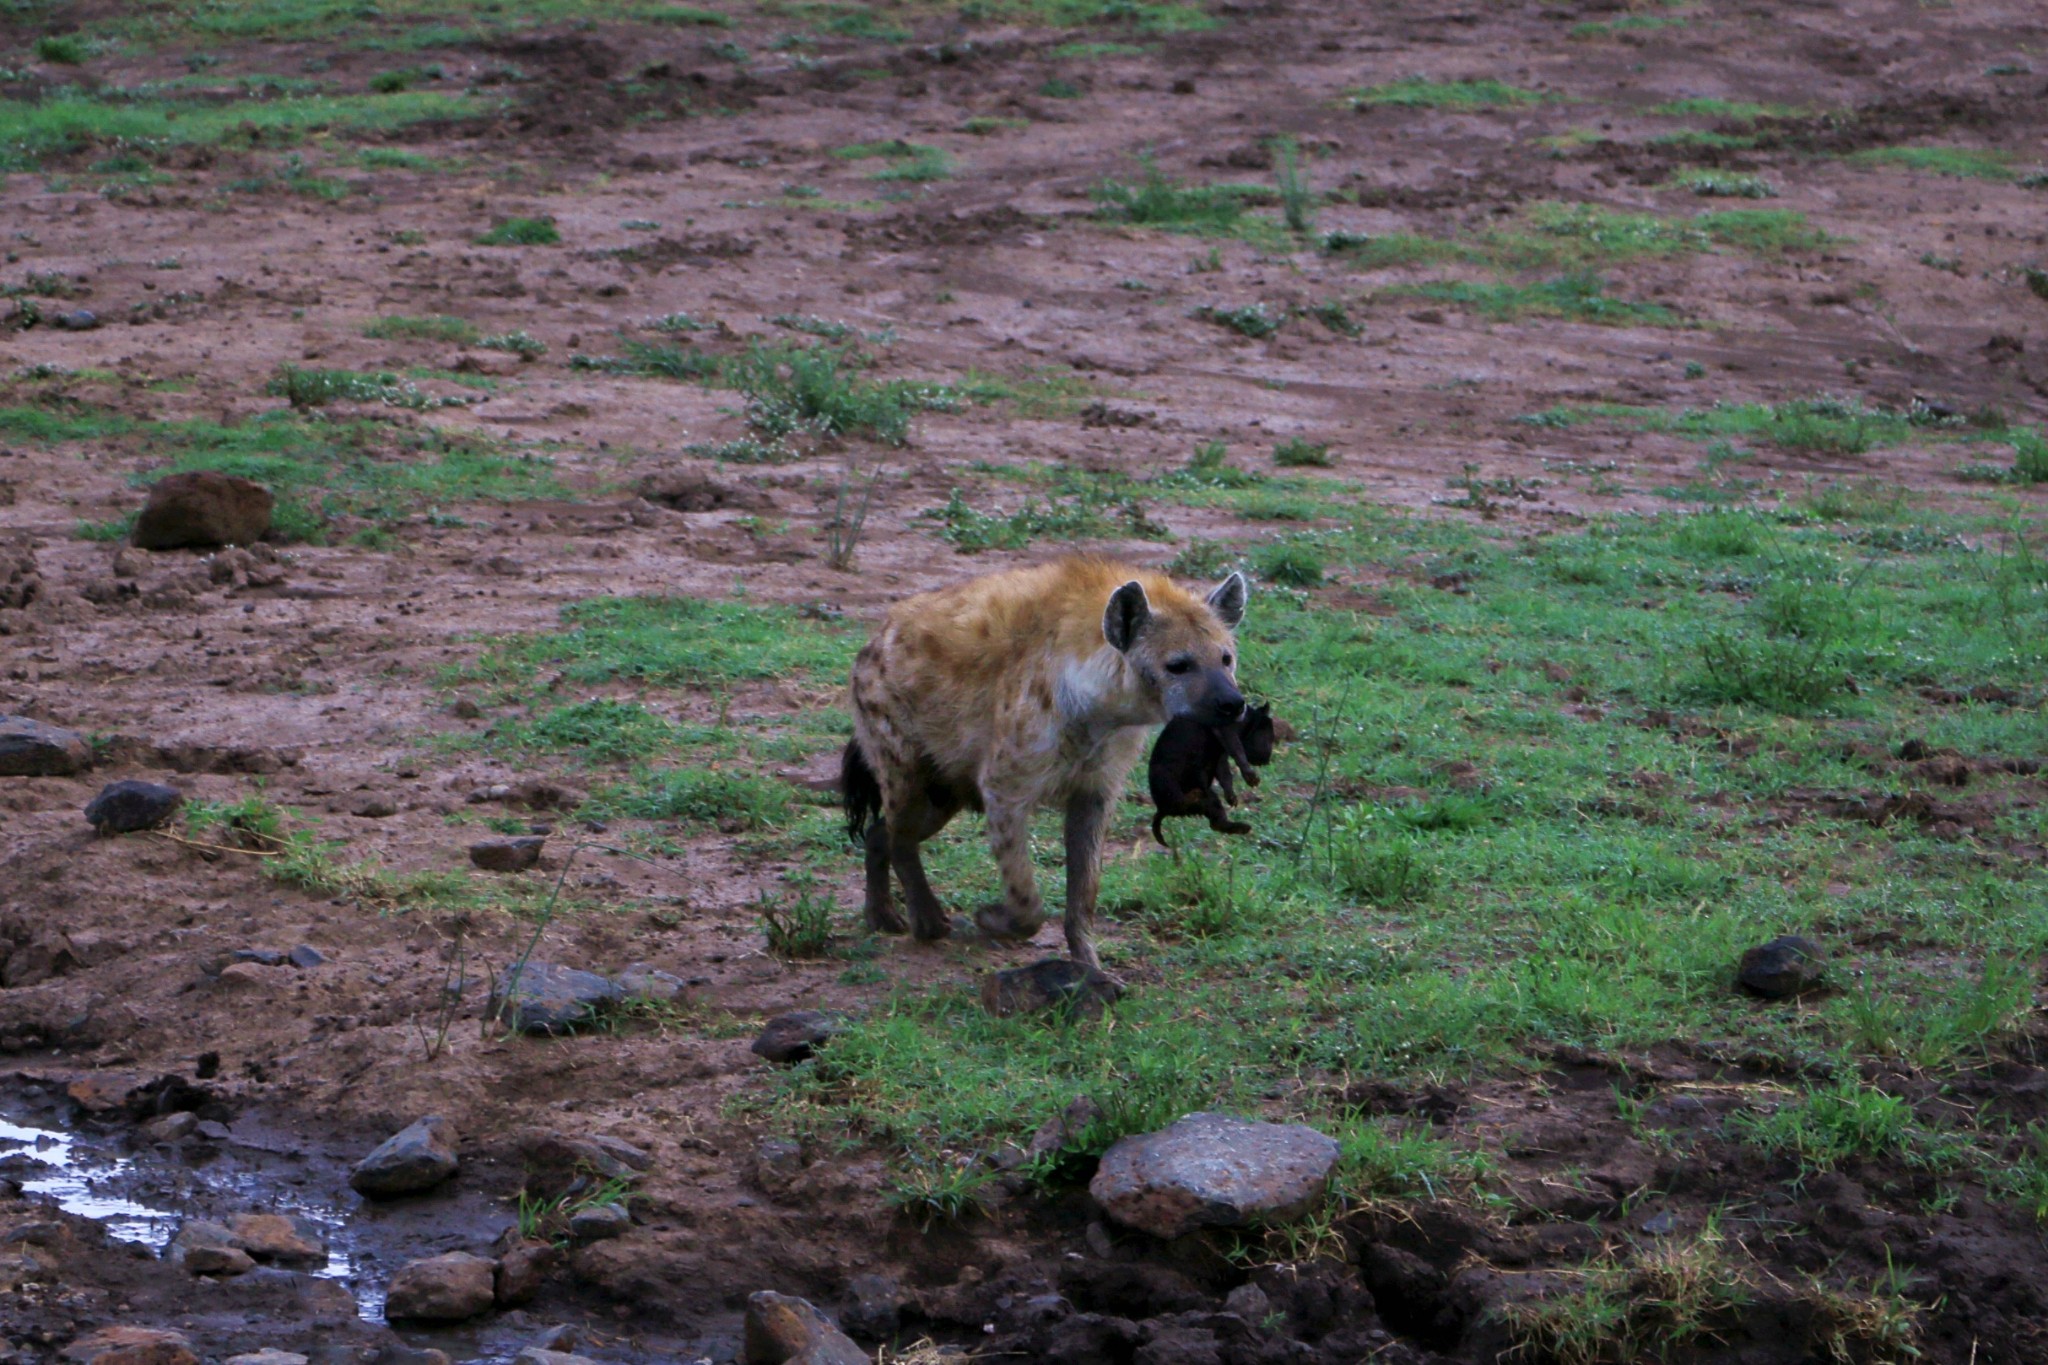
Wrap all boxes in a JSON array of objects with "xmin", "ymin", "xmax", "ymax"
[
  {"xmin": 841, "ymin": 1274, "xmax": 905, "ymax": 1340},
  {"xmin": 1089, "ymin": 1112, "xmax": 1341, "ymax": 1240},
  {"xmin": 377, "ymin": 1349, "xmax": 450, "ymax": 1365},
  {"xmin": 348, "ymin": 792, "xmax": 399, "ymax": 818},
  {"xmin": 489, "ymin": 962, "xmax": 624, "ymax": 1035},
  {"xmin": 139, "ymin": 1111, "xmax": 198, "ymax": 1143},
  {"xmin": 470, "ymin": 837, "xmax": 545, "ymax": 872},
  {"xmin": 750, "ymin": 1010, "xmax": 844, "ymax": 1064},
  {"xmin": 614, "ymin": 961, "xmax": 686, "ymax": 1002},
  {"xmin": 217, "ymin": 961, "xmax": 284, "ymax": 989},
  {"xmin": 226, "ymin": 1212, "xmax": 325, "ymax": 1264},
  {"xmin": 980, "ymin": 958, "xmax": 1124, "ymax": 1019},
  {"xmin": 225, "ymin": 1352, "xmax": 310, "ymax": 1365},
  {"xmin": 513, "ymin": 1352, "xmax": 599, "ymax": 1365},
  {"xmin": 753, "ymin": 1138, "xmax": 804, "ymax": 1194},
  {"xmin": 1640, "ymin": 1209, "xmax": 1680, "ymax": 1237},
  {"xmin": 85, "ymin": 780, "xmax": 183, "ymax": 834},
  {"xmin": 743, "ymin": 1291, "xmax": 868, "ymax": 1365},
  {"xmin": 232, "ymin": 948, "xmax": 286, "ymax": 966},
  {"xmin": 1223, "ymin": 1283, "xmax": 1269, "ymax": 1321},
  {"xmin": 566, "ymin": 1202, "xmax": 630, "ymax": 1242},
  {"xmin": 384, "ymin": 1250, "xmax": 499, "ymax": 1322},
  {"xmin": 55, "ymin": 308, "xmax": 99, "ymax": 331},
  {"xmin": 193, "ymin": 1119, "xmax": 231, "ymax": 1142},
  {"xmin": 133, "ymin": 470, "xmax": 273, "ymax": 550},
  {"xmin": 60, "ymin": 1327, "xmax": 198, "ymax": 1365},
  {"xmin": 0, "ymin": 714, "xmax": 91, "ymax": 777},
  {"xmin": 1737, "ymin": 935, "xmax": 1826, "ymax": 999},
  {"xmin": 451, "ymin": 698, "xmax": 483, "ymax": 719},
  {"xmin": 350, "ymin": 1115, "xmax": 459, "ymax": 1197},
  {"xmin": 288, "ymin": 944, "xmax": 325, "ymax": 968}
]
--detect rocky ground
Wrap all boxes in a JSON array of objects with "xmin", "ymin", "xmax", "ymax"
[{"xmin": 2, "ymin": 0, "xmax": 2048, "ymax": 1361}]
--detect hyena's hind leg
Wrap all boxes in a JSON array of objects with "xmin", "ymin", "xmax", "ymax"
[{"xmin": 886, "ymin": 783, "xmax": 959, "ymax": 941}]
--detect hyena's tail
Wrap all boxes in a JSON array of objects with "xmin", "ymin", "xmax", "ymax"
[
  {"xmin": 1151, "ymin": 810, "xmax": 1172, "ymax": 848},
  {"xmin": 842, "ymin": 739, "xmax": 883, "ymax": 845}
]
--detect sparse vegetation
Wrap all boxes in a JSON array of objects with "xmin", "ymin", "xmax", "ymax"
[{"xmin": 476, "ymin": 216, "xmax": 560, "ymax": 246}]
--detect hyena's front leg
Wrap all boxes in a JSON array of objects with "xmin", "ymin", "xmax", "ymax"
[
  {"xmin": 973, "ymin": 796, "xmax": 1046, "ymax": 943},
  {"xmin": 1062, "ymin": 789, "xmax": 1111, "ymax": 971}
]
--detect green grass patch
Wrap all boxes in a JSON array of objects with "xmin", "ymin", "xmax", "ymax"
[
  {"xmin": 361, "ymin": 313, "xmax": 480, "ymax": 344},
  {"xmin": 476, "ymin": 216, "xmax": 560, "ymax": 246},
  {"xmin": 1849, "ymin": 145, "xmax": 2029, "ymax": 182},
  {"xmin": 457, "ymin": 595, "xmax": 853, "ymax": 691},
  {"xmin": 1351, "ymin": 78, "xmax": 1550, "ymax": 110},
  {"xmin": 1397, "ymin": 273, "xmax": 1681, "ymax": 326},
  {"xmin": 1648, "ymin": 97, "xmax": 1802, "ymax": 122}
]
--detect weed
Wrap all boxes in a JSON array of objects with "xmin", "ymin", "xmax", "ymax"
[
  {"xmin": 1351, "ymin": 78, "xmax": 1549, "ymax": 109},
  {"xmin": 1272, "ymin": 137, "xmax": 1316, "ymax": 235},
  {"xmin": 1094, "ymin": 157, "xmax": 1249, "ymax": 234},
  {"xmin": 1401, "ymin": 273, "xmax": 1680, "ymax": 326},
  {"xmin": 1732, "ymin": 1077, "xmax": 1923, "ymax": 1173},
  {"xmin": 649, "ymin": 312, "xmax": 714, "ymax": 333},
  {"xmin": 1038, "ymin": 77, "xmax": 1083, "ymax": 99},
  {"xmin": 594, "ymin": 768, "xmax": 791, "ymax": 827},
  {"xmin": 266, "ymin": 366, "xmax": 443, "ymax": 411},
  {"xmin": 475, "ymin": 217, "xmax": 560, "ymax": 246},
  {"xmin": 1307, "ymin": 299, "xmax": 1362, "ymax": 337},
  {"xmin": 1195, "ymin": 302, "xmax": 1286, "ymax": 338},
  {"xmin": 885, "ymin": 1156, "xmax": 997, "ymax": 1229},
  {"xmin": 35, "ymin": 35, "xmax": 91, "ymax": 64},
  {"xmin": 1850, "ymin": 145, "xmax": 2019, "ymax": 181},
  {"xmin": 1253, "ymin": 539, "xmax": 1325, "ymax": 587},
  {"xmin": 824, "ymin": 452, "xmax": 884, "ymax": 570},
  {"xmin": 833, "ymin": 139, "xmax": 950, "ymax": 182},
  {"xmin": 478, "ymin": 331, "xmax": 547, "ymax": 360},
  {"xmin": 687, "ymin": 437, "xmax": 798, "ymax": 464},
  {"xmin": 648, "ymin": 6, "xmax": 735, "ymax": 25},
  {"xmin": 1274, "ymin": 437, "xmax": 1334, "ymax": 468},
  {"xmin": 960, "ymin": 115, "xmax": 1029, "ymax": 135},
  {"xmin": 1649, "ymin": 97, "xmax": 1801, "ymax": 122},
  {"xmin": 761, "ymin": 888, "xmax": 835, "ymax": 958},
  {"xmin": 1669, "ymin": 168, "xmax": 1778, "ymax": 198},
  {"xmin": 727, "ymin": 343, "xmax": 947, "ymax": 446},
  {"xmin": 362, "ymin": 314, "xmax": 479, "ymax": 344},
  {"xmin": 923, "ymin": 485, "xmax": 1169, "ymax": 553},
  {"xmin": 1329, "ymin": 833, "xmax": 1435, "ymax": 904}
]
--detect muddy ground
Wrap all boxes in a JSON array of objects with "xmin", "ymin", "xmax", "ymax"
[{"xmin": 2, "ymin": 0, "xmax": 2047, "ymax": 1361}]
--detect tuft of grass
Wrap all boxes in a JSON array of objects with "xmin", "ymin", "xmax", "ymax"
[
  {"xmin": 479, "ymin": 331, "xmax": 547, "ymax": 360},
  {"xmin": 1351, "ymin": 78, "xmax": 1549, "ymax": 110},
  {"xmin": 1849, "ymin": 145, "xmax": 2021, "ymax": 181},
  {"xmin": 886, "ymin": 1157, "xmax": 997, "ymax": 1230},
  {"xmin": 1272, "ymin": 137, "xmax": 1316, "ymax": 235},
  {"xmin": 833, "ymin": 138, "xmax": 951, "ymax": 182},
  {"xmin": 726, "ymin": 343, "xmax": 951, "ymax": 446},
  {"xmin": 761, "ymin": 888, "xmax": 836, "ymax": 958},
  {"xmin": 1648, "ymin": 97, "xmax": 1801, "ymax": 122},
  {"xmin": 1329, "ymin": 834, "xmax": 1435, "ymax": 905},
  {"xmin": 362, "ymin": 314, "xmax": 480, "ymax": 344},
  {"xmin": 646, "ymin": 5, "xmax": 734, "ymax": 25},
  {"xmin": 1399, "ymin": 273, "xmax": 1681, "ymax": 326},
  {"xmin": 458, "ymin": 595, "xmax": 852, "ymax": 692},
  {"xmin": 924, "ymin": 485, "xmax": 1170, "ymax": 553},
  {"xmin": 1668, "ymin": 168, "xmax": 1777, "ymax": 198},
  {"xmin": 1253, "ymin": 539, "xmax": 1325, "ymax": 587},
  {"xmin": 1194, "ymin": 302, "xmax": 1286, "ymax": 338},
  {"xmin": 1274, "ymin": 437, "xmax": 1334, "ymax": 468},
  {"xmin": 1093, "ymin": 157, "xmax": 1252, "ymax": 234},
  {"xmin": 35, "ymin": 34, "xmax": 92, "ymax": 64},
  {"xmin": 267, "ymin": 366, "xmax": 444, "ymax": 411},
  {"xmin": 1730, "ymin": 1077, "xmax": 1929, "ymax": 1173},
  {"xmin": 593, "ymin": 768, "xmax": 792, "ymax": 827},
  {"xmin": 476, "ymin": 216, "xmax": 560, "ymax": 246}
]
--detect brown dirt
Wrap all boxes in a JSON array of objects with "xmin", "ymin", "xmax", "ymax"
[{"xmin": 3, "ymin": 0, "xmax": 2048, "ymax": 1361}]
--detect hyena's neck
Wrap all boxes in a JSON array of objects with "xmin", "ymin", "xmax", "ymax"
[{"xmin": 1056, "ymin": 647, "xmax": 1161, "ymax": 733}]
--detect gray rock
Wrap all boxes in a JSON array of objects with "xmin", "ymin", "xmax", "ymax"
[
  {"xmin": 841, "ymin": 1273, "xmax": 905, "ymax": 1340},
  {"xmin": 981, "ymin": 958, "xmax": 1124, "ymax": 1019},
  {"xmin": 489, "ymin": 962, "xmax": 623, "ymax": 1035},
  {"xmin": 350, "ymin": 1115, "xmax": 458, "ymax": 1197},
  {"xmin": 233, "ymin": 948, "xmax": 286, "ymax": 966},
  {"xmin": 1738, "ymin": 935, "xmax": 1825, "ymax": 999},
  {"xmin": 168, "ymin": 1219, "xmax": 256, "ymax": 1276},
  {"xmin": 470, "ymin": 837, "xmax": 545, "ymax": 873},
  {"xmin": 750, "ymin": 1010, "xmax": 844, "ymax": 1064},
  {"xmin": 384, "ymin": 1250, "xmax": 498, "ymax": 1322},
  {"xmin": 0, "ymin": 715, "xmax": 91, "ymax": 777},
  {"xmin": 54, "ymin": 309, "xmax": 99, "ymax": 331},
  {"xmin": 743, "ymin": 1291, "xmax": 868, "ymax": 1365},
  {"xmin": 615, "ymin": 961, "xmax": 686, "ymax": 1002},
  {"xmin": 60, "ymin": 1328, "xmax": 198, "ymax": 1365},
  {"xmin": 288, "ymin": 944, "xmax": 325, "ymax": 968},
  {"xmin": 1223, "ymin": 1282, "xmax": 1269, "ymax": 1322},
  {"xmin": 133, "ymin": 470, "xmax": 274, "ymax": 550},
  {"xmin": 513, "ymin": 1352, "xmax": 599, "ymax": 1365},
  {"xmin": 1027, "ymin": 1095, "xmax": 1106, "ymax": 1160},
  {"xmin": 85, "ymin": 779, "xmax": 183, "ymax": 834},
  {"xmin": 1089, "ymin": 1112, "xmax": 1341, "ymax": 1240},
  {"xmin": 566, "ymin": 1202, "xmax": 630, "ymax": 1242},
  {"xmin": 139, "ymin": 1111, "xmax": 198, "ymax": 1143},
  {"xmin": 225, "ymin": 1212, "xmax": 325, "ymax": 1264},
  {"xmin": 226, "ymin": 1353, "xmax": 310, "ymax": 1365},
  {"xmin": 494, "ymin": 1238, "xmax": 557, "ymax": 1307},
  {"xmin": 753, "ymin": 1137, "xmax": 805, "ymax": 1194}
]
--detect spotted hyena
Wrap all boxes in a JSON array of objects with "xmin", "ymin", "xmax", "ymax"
[{"xmin": 842, "ymin": 556, "xmax": 1248, "ymax": 970}]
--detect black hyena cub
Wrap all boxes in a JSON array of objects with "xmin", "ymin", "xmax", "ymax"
[{"xmin": 1148, "ymin": 703, "xmax": 1276, "ymax": 847}]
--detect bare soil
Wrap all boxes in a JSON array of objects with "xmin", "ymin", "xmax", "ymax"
[{"xmin": 3, "ymin": 0, "xmax": 2047, "ymax": 1361}]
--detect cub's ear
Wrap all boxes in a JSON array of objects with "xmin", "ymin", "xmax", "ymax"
[
  {"xmin": 1207, "ymin": 571, "xmax": 1248, "ymax": 629},
  {"xmin": 1103, "ymin": 580, "xmax": 1152, "ymax": 653}
]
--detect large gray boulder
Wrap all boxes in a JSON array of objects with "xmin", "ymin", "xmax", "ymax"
[
  {"xmin": 489, "ymin": 962, "xmax": 624, "ymax": 1035},
  {"xmin": 1089, "ymin": 1112, "xmax": 1341, "ymax": 1240}
]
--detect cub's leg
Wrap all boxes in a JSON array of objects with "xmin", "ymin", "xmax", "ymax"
[{"xmin": 1202, "ymin": 787, "xmax": 1253, "ymax": 836}]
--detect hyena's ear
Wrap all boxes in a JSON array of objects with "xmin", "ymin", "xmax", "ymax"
[
  {"xmin": 1207, "ymin": 571, "xmax": 1248, "ymax": 629},
  {"xmin": 1103, "ymin": 580, "xmax": 1152, "ymax": 652}
]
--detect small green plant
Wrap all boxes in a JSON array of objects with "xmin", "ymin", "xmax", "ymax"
[
  {"xmin": 1274, "ymin": 437, "xmax": 1334, "ymax": 468},
  {"xmin": 1094, "ymin": 158, "xmax": 1247, "ymax": 233},
  {"xmin": 1195, "ymin": 302, "xmax": 1286, "ymax": 338},
  {"xmin": 1351, "ymin": 78, "xmax": 1549, "ymax": 109},
  {"xmin": 1669, "ymin": 168, "xmax": 1778, "ymax": 198},
  {"xmin": 1038, "ymin": 76, "xmax": 1083, "ymax": 99},
  {"xmin": 35, "ymin": 34, "xmax": 91, "ymax": 64},
  {"xmin": 760, "ymin": 888, "xmax": 835, "ymax": 959},
  {"xmin": 1307, "ymin": 299, "xmax": 1361, "ymax": 337},
  {"xmin": 650, "ymin": 312, "xmax": 714, "ymax": 333},
  {"xmin": 1272, "ymin": 137, "xmax": 1316, "ymax": 235},
  {"xmin": 479, "ymin": 331, "xmax": 547, "ymax": 360},
  {"xmin": 1253, "ymin": 540, "xmax": 1325, "ymax": 587},
  {"xmin": 476, "ymin": 217, "xmax": 560, "ymax": 246},
  {"xmin": 266, "ymin": 366, "xmax": 439, "ymax": 410},
  {"xmin": 886, "ymin": 1156, "xmax": 996, "ymax": 1229},
  {"xmin": 648, "ymin": 5, "xmax": 734, "ymax": 25},
  {"xmin": 362, "ymin": 314, "xmax": 479, "ymax": 344}
]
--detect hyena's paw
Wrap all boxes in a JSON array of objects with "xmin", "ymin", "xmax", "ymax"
[
  {"xmin": 973, "ymin": 901, "xmax": 1046, "ymax": 943},
  {"xmin": 865, "ymin": 897, "xmax": 910, "ymax": 935}
]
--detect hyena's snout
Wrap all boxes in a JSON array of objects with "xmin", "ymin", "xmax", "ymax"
[{"xmin": 1208, "ymin": 674, "xmax": 1246, "ymax": 724}]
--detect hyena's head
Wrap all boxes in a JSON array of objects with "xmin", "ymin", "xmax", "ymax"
[{"xmin": 1103, "ymin": 572, "xmax": 1248, "ymax": 724}]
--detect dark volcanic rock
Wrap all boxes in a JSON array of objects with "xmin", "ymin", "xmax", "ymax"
[
  {"xmin": 1089, "ymin": 1112, "xmax": 1340, "ymax": 1240},
  {"xmin": 743, "ymin": 1291, "xmax": 867, "ymax": 1365},
  {"xmin": 1738, "ymin": 935, "xmax": 1826, "ymax": 999},
  {"xmin": 85, "ymin": 779, "xmax": 183, "ymax": 834},
  {"xmin": 470, "ymin": 836, "xmax": 545, "ymax": 872},
  {"xmin": 288, "ymin": 944, "xmax": 325, "ymax": 968},
  {"xmin": 489, "ymin": 962, "xmax": 624, "ymax": 1035},
  {"xmin": 133, "ymin": 471, "xmax": 274, "ymax": 550},
  {"xmin": 350, "ymin": 1115, "xmax": 458, "ymax": 1197},
  {"xmin": 0, "ymin": 715, "xmax": 91, "ymax": 777},
  {"xmin": 981, "ymin": 957, "xmax": 1124, "ymax": 1019},
  {"xmin": 750, "ymin": 1010, "xmax": 845, "ymax": 1064}
]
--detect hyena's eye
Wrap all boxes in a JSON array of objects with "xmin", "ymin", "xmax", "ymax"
[
  {"xmin": 1165, "ymin": 657, "xmax": 1194, "ymax": 675},
  {"xmin": 1220, "ymin": 652, "xmax": 1234, "ymax": 668}
]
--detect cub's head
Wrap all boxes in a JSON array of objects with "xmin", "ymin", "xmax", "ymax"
[{"xmin": 1103, "ymin": 571, "xmax": 1248, "ymax": 725}]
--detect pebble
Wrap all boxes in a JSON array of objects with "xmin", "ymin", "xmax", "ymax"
[
  {"xmin": 470, "ymin": 836, "xmax": 545, "ymax": 873},
  {"xmin": 749, "ymin": 1010, "xmax": 845, "ymax": 1064},
  {"xmin": 1737, "ymin": 935, "xmax": 1826, "ymax": 999},
  {"xmin": 350, "ymin": 1114, "xmax": 459, "ymax": 1197},
  {"xmin": 84, "ymin": 780, "xmax": 184, "ymax": 834}
]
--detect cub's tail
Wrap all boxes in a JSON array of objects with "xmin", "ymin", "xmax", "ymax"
[
  {"xmin": 842, "ymin": 740, "xmax": 882, "ymax": 845},
  {"xmin": 1151, "ymin": 810, "xmax": 1172, "ymax": 848}
]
